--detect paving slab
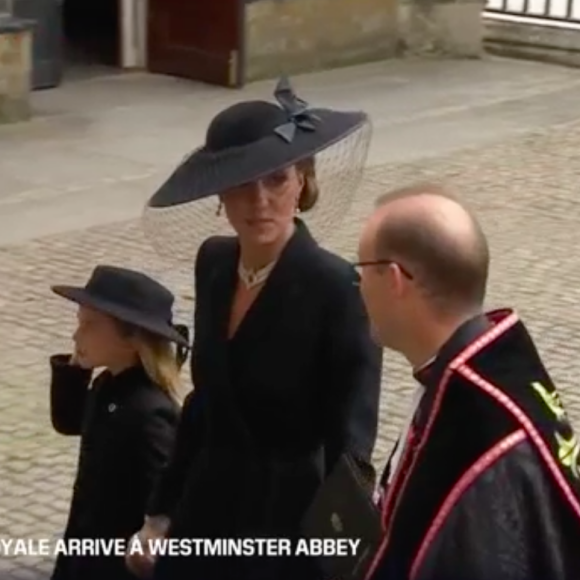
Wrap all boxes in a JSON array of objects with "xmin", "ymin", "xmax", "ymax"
[
  {"xmin": 3, "ymin": 56, "xmax": 580, "ymax": 244},
  {"xmin": 1, "ymin": 57, "xmax": 580, "ymax": 577}
]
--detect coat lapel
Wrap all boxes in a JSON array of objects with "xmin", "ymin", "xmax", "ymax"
[
  {"xmin": 233, "ymin": 219, "xmax": 318, "ymax": 345},
  {"xmin": 195, "ymin": 221, "xmax": 320, "ymax": 449},
  {"xmin": 204, "ymin": 238, "xmax": 238, "ymax": 382},
  {"xmin": 199, "ymin": 220, "xmax": 320, "ymax": 366}
]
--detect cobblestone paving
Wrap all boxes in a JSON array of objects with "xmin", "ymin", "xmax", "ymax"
[{"xmin": 3, "ymin": 118, "xmax": 580, "ymax": 578}]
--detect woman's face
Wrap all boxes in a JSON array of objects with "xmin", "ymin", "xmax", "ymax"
[
  {"xmin": 72, "ymin": 306, "xmax": 136, "ymax": 369},
  {"xmin": 221, "ymin": 165, "xmax": 304, "ymax": 246}
]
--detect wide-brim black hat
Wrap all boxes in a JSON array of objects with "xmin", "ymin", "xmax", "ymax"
[
  {"xmin": 142, "ymin": 76, "xmax": 373, "ymax": 263},
  {"xmin": 51, "ymin": 265, "xmax": 189, "ymax": 348},
  {"xmin": 148, "ymin": 107, "xmax": 367, "ymax": 208}
]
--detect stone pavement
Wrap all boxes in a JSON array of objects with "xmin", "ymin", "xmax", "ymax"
[
  {"xmin": 4, "ymin": 56, "xmax": 580, "ymax": 245},
  {"xmin": 2, "ymin": 56, "xmax": 580, "ymax": 577}
]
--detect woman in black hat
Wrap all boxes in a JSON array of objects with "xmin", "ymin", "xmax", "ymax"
[
  {"xmin": 48, "ymin": 265, "xmax": 189, "ymax": 580},
  {"xmin": 130, "ymin": 77, "xmax": 383, "ymax": 580}
]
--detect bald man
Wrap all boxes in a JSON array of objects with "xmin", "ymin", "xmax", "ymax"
[{"xmin": 356, "ymin": 185, "xmax": 580, "ymax": 580}]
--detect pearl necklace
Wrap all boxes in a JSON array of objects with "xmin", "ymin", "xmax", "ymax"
[{"xmin": 238, "ymin": 261, "xmax": 276, "ymax": 289}]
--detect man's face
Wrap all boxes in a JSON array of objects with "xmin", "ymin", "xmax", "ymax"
[
  {"xmin": 358, "ymin": 221, "xmax": 393, "ymax": 348},
  {"xmin": 358, "ymin": 214, "xmax": 416, "ymax": 351}
]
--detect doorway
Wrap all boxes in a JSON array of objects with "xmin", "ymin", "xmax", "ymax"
[
  {"xmin": 147, "ymin": 0, "xmax": 245, "ymax": 87},
  {"xmin": 62, "ymin": 0, "xmax": 120, "ymax": 79},
  {"xmin": 12, "ymin": 0, "xmax": 123, "ymax": 89}
]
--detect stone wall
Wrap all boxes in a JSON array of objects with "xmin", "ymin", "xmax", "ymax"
[
  {"xmin": 398, "ymin": 0, "xmax": 484, "ymax": 57},
  {"xmin": 244, "ymin": 0, "xmax": 483, "ymax": 82},
  {"xmin": 484, "ymin": 17, "xmax": 580, "ymax": 67},
  {"xmin": 244, "ymin": 0, "xmax": 399, "ymax": 81},
  {"xmin": 0, "ymin": 18, "xmax": 32, "ymax": 123}
]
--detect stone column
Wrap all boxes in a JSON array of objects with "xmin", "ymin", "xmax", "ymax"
[
  {"xmin": 0, "ymin": 16, "xmax": 33, "ymax": 123},
  {"xmin": 0, "ymin": 0, "xmax": 12, "ymax": 15}
]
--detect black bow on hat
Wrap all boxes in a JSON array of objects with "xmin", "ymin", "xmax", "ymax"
[
  {"xmin": 145, "ymin": 76, "xmax": 368, "ymax": 208},
  {"xmin": 272, "ymin": 76, "xmax": 319, "ymax": 143}
]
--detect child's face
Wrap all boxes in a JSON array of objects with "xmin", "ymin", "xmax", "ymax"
[{"xmin": 72, "ymin": 306, "xmax": 135, "ymax": 369}]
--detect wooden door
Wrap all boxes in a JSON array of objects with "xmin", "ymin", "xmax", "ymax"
[{"xmin": 147, "ymin": 0, "xmax": 244, "ymax": 87}]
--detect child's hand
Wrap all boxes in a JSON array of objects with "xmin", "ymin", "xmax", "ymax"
[
  {"xmin": 126, "ymin": 516, "xmax": 170, "ymax": 578},
  {"xmin": 69, "ymin": 349, "xmax": 92, "ymax": 370}
]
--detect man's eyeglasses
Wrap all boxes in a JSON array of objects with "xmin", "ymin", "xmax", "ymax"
[{"xmin": 352, "ymin": 260, "xmax": 414, "ymax": 280}]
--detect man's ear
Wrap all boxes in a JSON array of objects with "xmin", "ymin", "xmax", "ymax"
[{"xmin": 391, "ymin": 263, "xmax": 413, "ymax": 298}]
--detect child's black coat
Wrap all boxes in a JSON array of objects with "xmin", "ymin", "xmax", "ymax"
[{"xmin": 49, "ymin": 355, "xmax": 179, "ymax": 580}]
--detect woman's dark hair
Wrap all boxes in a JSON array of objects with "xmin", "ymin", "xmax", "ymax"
[{"xmin": 296, "ymin": 157, "xmax": 319, "ymax": 212}]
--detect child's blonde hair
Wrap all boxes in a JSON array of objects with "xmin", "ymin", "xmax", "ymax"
[
  {"xmin": 135, "ymin": 332, "xmax": 185, "ymax": 404},
  {"xmin": 118, "ymin": 323, "xmax": 187, "ymax": 405}
]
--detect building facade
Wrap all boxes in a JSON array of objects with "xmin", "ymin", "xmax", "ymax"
[{"xmin": 2, "ymin": 0, "xmax": 483, "ymax": 92}]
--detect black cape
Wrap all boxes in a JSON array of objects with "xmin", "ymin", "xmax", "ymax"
[{"xmin": 368, "ymin": 309, "xmax": 580, "ymax": 580}]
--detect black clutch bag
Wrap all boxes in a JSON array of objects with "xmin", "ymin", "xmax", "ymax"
[{"xmin": 301, "ymin": 453, "xmax": 383, "ymax": 580}]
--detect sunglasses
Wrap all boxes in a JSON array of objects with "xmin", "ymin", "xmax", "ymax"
[{"xmin": 352, "ymin": 260, "xmax": 414, "ymax": 280}]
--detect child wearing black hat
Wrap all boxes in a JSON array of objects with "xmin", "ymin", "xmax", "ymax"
[{"xmin": 48, "ymin": 265, "xmax": 189, "ymax": 580}]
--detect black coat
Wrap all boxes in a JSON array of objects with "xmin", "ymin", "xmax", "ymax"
[
  {"xmin": 49, "ymin": 355, "xmax": 180, "ymax": 580},
  {"xmin": 148, "ymin": 220, "xmax": 383, "ymax": 580},
  {"xmin": 370, "ymin": 311, "xmax": 580, "ymax": 580}
]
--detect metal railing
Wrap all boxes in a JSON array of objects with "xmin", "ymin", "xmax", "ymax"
[{"xmin": 484, "ymin": 0, "xmax": 580, "ymax": 27}]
